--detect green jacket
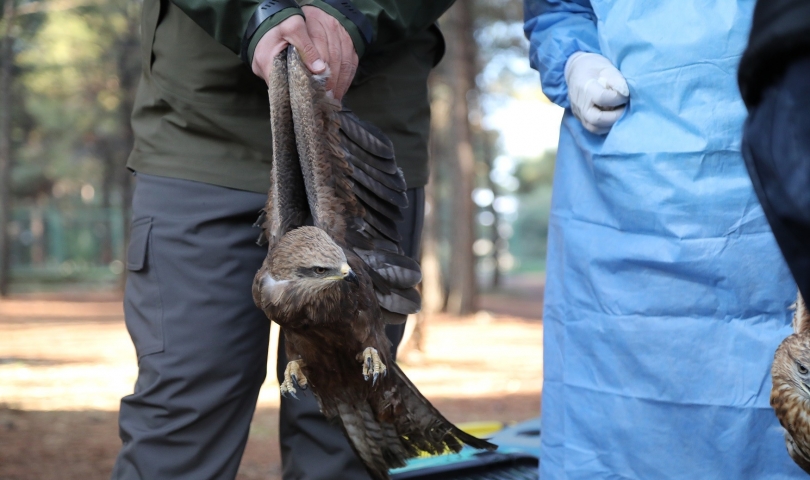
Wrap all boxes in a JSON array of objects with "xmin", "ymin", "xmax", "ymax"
[{"xmin": 128, "ymin": 0, "xmax": 454, "ymax": 193}]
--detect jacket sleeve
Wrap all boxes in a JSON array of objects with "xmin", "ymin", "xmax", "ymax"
[
  {"xmin": 523, "ymin": 0, "xmax": 600, "ymax": 107},
  {"xmin": 168, "ymin": 0, "xmax": 303, "ymax": 63},
  {"xmin": 299, "ymin": 0, "xmax": 455, "ymax": 58},
  {"xmin": 738, "ymin": 0, "xmax": 810, "ymax": 108}
]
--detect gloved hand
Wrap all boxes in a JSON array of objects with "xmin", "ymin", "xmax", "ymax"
[{"xmin": 564, "ymin": 52, "xmax": 630, "ymax": 134}]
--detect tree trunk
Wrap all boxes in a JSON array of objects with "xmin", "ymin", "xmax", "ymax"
[
  {"xmin": 98, "ymin": 138, "xmax": 114, "ymax": 265},
  {"xmin": 115, "ymin": 15, "xmax": 140, "ymax": 289},
  {"xmin": 0, "ymin": 0, "xmax": 16, "ymax": 296},
  {"xmin": 409, "ymin": 155, "xmax": 444, "ymax": 353},
  {"xmin": 481, "ymin": 132, "xmax": 502, "ymax": 289},
  {"xmin": 445, "ymin": 1, "xmax": 477, "ymax": 315}
]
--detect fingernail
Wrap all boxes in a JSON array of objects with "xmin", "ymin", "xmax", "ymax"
[{"xmin": 312, "ymin": 59, "xmax": 325, "ymax": 71}]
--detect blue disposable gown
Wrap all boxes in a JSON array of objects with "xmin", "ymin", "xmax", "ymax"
[{"xmin": 524, "ymin": 1, "xmax": 801, "ymax": 478}]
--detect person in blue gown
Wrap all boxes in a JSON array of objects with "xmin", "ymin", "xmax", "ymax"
[{"xmin": 524, "ymin": 1, "xmax": 801, "ymax": 478}]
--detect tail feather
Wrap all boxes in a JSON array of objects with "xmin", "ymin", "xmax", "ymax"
[
  {"xmin": 381, "ymin": 422, "xmax": 413, "ymax": 466},
  {"xmin": 338, "ymin": 402, "xmax": 407, "ymax": 480}
]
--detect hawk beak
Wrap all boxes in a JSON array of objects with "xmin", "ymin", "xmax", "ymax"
[{"xmin": 342, "ymin": 264, "xmax": 359, "ymax": 285}]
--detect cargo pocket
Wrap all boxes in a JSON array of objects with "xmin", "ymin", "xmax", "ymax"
[{"xmin": 124, "ymin": 217, "xmax": 165, "ymax": 358}]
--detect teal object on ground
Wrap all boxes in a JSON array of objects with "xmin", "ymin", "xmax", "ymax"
[
  {"xmin": 390, "ymin": 418, "xmax": 540, "ymax": 479},
  {"xmin": 524, "ymin": 0, "xmax": 802, "ymax": 478}
]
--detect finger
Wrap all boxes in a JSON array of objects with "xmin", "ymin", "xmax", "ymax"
[
  {"xmin": 583, "ymin": 104, "xmax": 626, "ymax": 130},
  {"xmin": 586, "ymin": 80, "xmax": 627, "ymax": 108},
  {"xmin": 283, "ymin": 19, "xmax": 326, "ymax": 74},
  {"xmin": 321, "ymin": 20, "xmax": 343, "ymax": 93},
  {"xmin": 333, "ymin": 32, "xmax": 358, "ymax": 99},
  {"xmin": 599, "ymin": 67, "xmax": 630, "ymax": 97}
]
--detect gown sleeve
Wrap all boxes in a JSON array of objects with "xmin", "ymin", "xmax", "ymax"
[{"xmin": 523, "ymin": 0, "xmax": 601, "ymax": 107}]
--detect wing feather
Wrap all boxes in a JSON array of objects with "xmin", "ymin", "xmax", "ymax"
[
  {"xmin": 350, "ymin": 163, "xmax": 409, "ymax": 209},
  {"xmin": 286, "ymin": 47, "xmax": 422, "ymax": 318},
  {"xmin": 346, "ymin": 150, "xmax": 407, "ymax": 191},
  {"xmin": 343, "ymin": 140, "xmax": 398, "ymax": 174},
  {"xmin": 287, "ymin": 48, "xmax": 360, "ymax": 244},
  {"xmin": 338, "ymin": 109, "xmax": 396, "ymax": 161},
  {"xmin": 352, "ymin": 182, "xmax": 404, "ymax": 222},
  {"xmin": 376, "ymin": 287, "xmax": 422, "ymax": 315},
  {"xmin": 390, "ymin": 363, "xmax": 497, "ymax": 454},
  {"xmin": 263, "ymin": 51, "xmax": 308, "ymax": 248}
]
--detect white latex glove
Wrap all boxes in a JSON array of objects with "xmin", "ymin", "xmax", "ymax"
[{"xmin": 564, "ymin": 52, "xmax": 630, "ymax": 134}]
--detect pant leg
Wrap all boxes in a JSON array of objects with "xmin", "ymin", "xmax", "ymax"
[
  {"xmin": 277, "ymin": 187, "xmax": 425, "ymax": 480},
  {"xmin": 112, "ymin": 173, "xmax": 270, "ymax": 480},
  {"xmin": 742, "ymin": 55, "xmax": 810, "ymax": 301}
]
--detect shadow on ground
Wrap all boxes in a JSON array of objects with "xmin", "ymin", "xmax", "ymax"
[{"xmin": 0, "ymin": 392, "xmax": 539, "ymax": 480}]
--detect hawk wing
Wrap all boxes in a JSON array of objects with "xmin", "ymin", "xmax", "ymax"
[
  {"xmin": 261, "ymin": 49, "xmax": 309, "ymax": 250},
  {"xmin": 284, "ymin": 47, "xmax": 422, "ymax": 316}
]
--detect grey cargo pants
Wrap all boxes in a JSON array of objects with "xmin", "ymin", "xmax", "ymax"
[{"xmin": 112, "ymin": 173, "xmax": 423, "ymax": 479}]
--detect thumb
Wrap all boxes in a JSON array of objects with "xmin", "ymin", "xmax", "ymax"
[
  {"xmin": 286, "ymin": 29, "xmax": 326, "ymax": 74},
  {"xmin": 599, "ymin": 67, "xmax": 630, "ymax": 98}
]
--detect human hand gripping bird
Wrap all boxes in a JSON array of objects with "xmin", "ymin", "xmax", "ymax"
[
  {"xmin": 772, "ymin": 293, "xmax": 810, "ymax": 474},
  {"xmin": 252, "ymin": 47, "xmax": 496, "ymax": 480}
]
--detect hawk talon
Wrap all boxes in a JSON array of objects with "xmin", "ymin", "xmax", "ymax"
[
  {"xmin": 291, "ymin": 373, "xmax": 308, "ymax": 390},
  {"xmin": 281, "ymin": 359, "xmax": 308, "ymax": 399},
  {"xmin": 359, "ymin": 347, "xmax": 387, "ymax": 387}
]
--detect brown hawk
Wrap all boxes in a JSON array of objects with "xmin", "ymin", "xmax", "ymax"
[
  {"xmin": 772, "ymin": 293, "xmax": 810, "ymax": 474},
  {"xmin": 252, "ymin": 47, "xmax": 495, "ymax": 480}
]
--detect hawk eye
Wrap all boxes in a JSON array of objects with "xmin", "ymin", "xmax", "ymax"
[
  {"xmin": 313, "ymin": 267, "xmax": 327, "ymax": 275},
  {"xmin": 799, "ymin": 363, "xmax": 809, "ymax": 375}
]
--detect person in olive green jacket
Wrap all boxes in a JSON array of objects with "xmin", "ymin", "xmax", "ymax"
[{"xmin": 111, "ymin": 1, "xmax": 454, "ymax": 479}]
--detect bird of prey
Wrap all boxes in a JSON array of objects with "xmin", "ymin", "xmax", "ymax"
[
  {"xmin": 252, "ymin": 47, "xmax": 496, "ymax": 480},
  {"xmin": 772, "ymin": 293, "xmax": 810, "ymax": 475}
]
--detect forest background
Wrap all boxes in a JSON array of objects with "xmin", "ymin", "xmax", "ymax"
[
  {"xmin": 0, "ymin": 0, "xmax": 560, "ymax": 314},
  {"xmin": 0, "ymin": 1, "xmax": 559, "ymax": 477}
]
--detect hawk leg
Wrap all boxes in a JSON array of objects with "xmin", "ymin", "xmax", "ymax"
[
  {"xmin": 358, "ymin": 347, "xmax": 387, "ymax": 386},
  {"xmin": 280, "ymin": 359, "xmax": 308, "ymax": 399}
]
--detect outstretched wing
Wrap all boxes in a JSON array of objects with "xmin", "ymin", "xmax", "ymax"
[
  {"xmin": 261, "ymin": 49, "xmax": 309, "ymax": 249},
  {"xmin": 286, "ymin": 47, "xmax": 422, "ymax": 316}
]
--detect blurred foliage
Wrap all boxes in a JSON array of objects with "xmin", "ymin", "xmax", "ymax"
[
  {"xmin": 427, "ymin": 0, "xmax": 555, "ymax": 304},
  {"xmin": 514, "ymin": 150, "xmax": 555, "ymax": 194},
  {"xmin": 2, "ymin": 0, "xmax": 558, "ymax": 297},
  {"xmin": 14, "ymin": 0, "xmax": 139, "ymax": 200},
  {"xmin": 1, "ymin": 0, "xmax": 139, "ymax": 293}
]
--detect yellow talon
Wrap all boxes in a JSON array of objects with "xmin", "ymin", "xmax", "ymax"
[
  {"xmin": 359, "ymin": 347, "xmax": 387, "ymax": 386},
  {"xmin": 280, "ymin": 359, "xmax": 307, "ymax": 398}
]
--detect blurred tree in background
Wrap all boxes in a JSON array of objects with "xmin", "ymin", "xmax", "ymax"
[
  {"xmin": 0, "ymin": 0, "xmax": 139, "ymax": 294},
  {"xmin": 424, "ymin": 0, "xmax": 558, "ymax": 317},
  {"xmin": 0, "ymin": 0, "xmax": 559, "ymax": 303}
]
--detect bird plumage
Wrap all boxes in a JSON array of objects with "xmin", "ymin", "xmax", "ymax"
[
  {"xmin": 252, "ymin": 47, "xmax": 495, "ymax": 480},
  {"xmin": 772, "ymin": 293, "xmax": 810, "ymax": 475}
]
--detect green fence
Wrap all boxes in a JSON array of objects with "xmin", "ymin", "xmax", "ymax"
[{"xmin": 7, "ymin": 204, "xmax": 127, "ymax": 291}]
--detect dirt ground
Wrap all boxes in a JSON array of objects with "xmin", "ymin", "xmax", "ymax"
[{"xmin": 0, "ymin": 290, "xmax": 543, "ymax": 480}]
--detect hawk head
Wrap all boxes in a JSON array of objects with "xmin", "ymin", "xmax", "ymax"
[
  {"xmin": 771, "ymin": 293, "xmax": 810, "ymax": 474},
  {"xmin": 257, "ymin": 227, "xmax": 358, "ymax": 309},
  {"xmin": 773, "ymin": 334, "xmax": 810, "ymax": 405},
  {"xmin": 773, "ymin": 294, "xmax": 810, "ymax": 405}
]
